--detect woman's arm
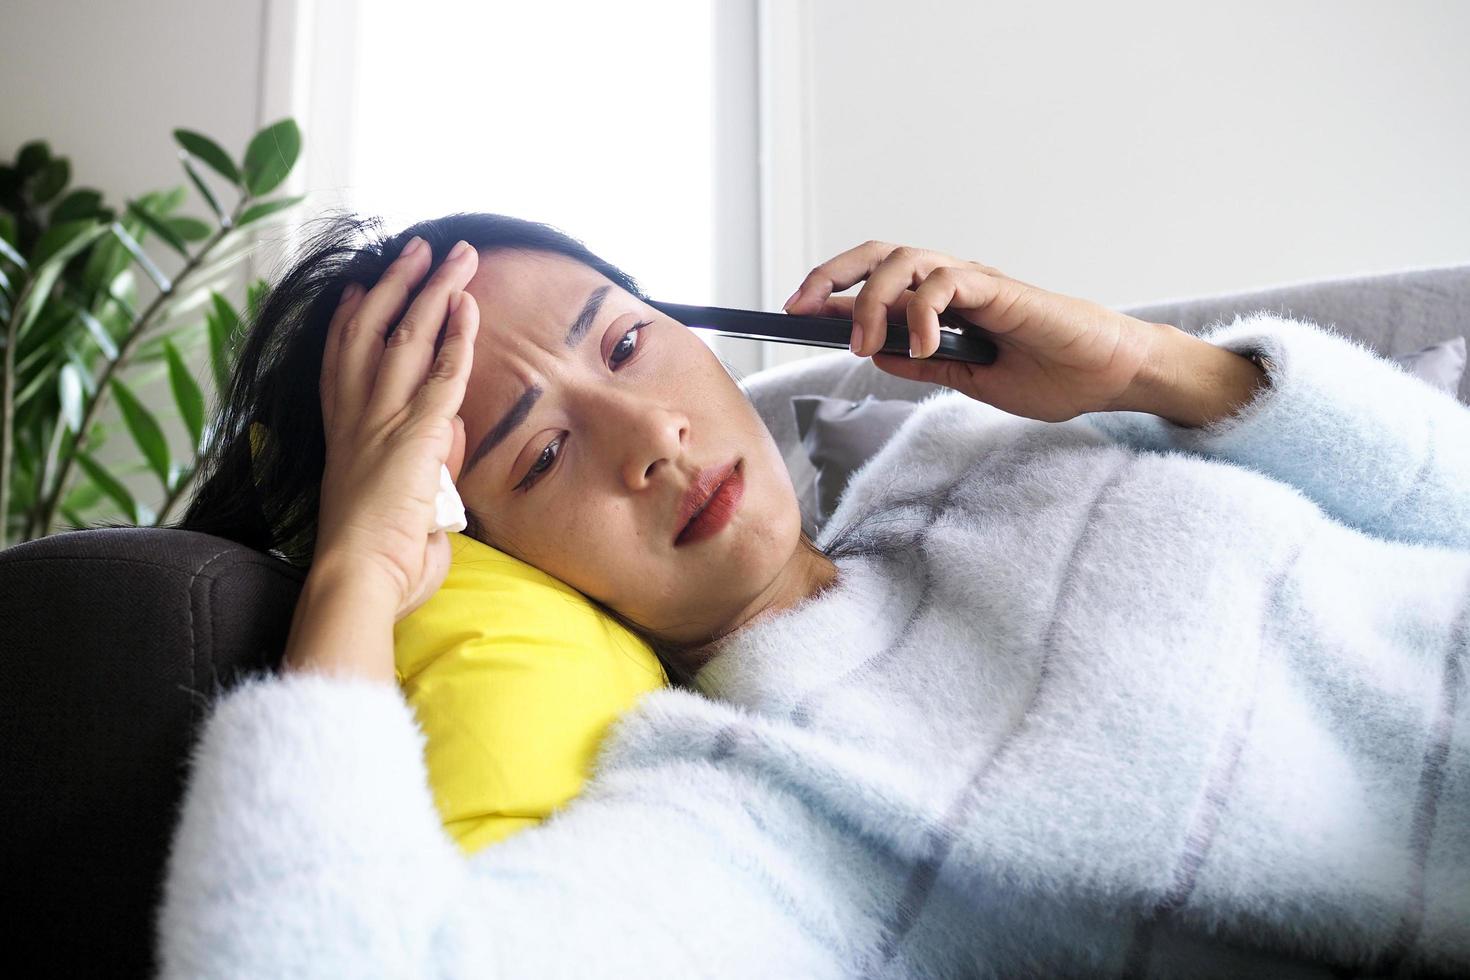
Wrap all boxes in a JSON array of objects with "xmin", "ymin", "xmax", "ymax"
[
  {"xmin": 778, "ymin": 240, "xmax": 1470, "ymax": 550},
  {"xmin": 157, "ymin": 671, "xmax": 847, "ymax": 979},
  {"xmin": 1087, "ymin": 313, "xmax": 1470, "ymax": 550},
  {"xmin": 1111, "ymin": 324, "xmax": 1270, "ymax": 429},
  {"xmin": 281, "ymin": 556, "xmax": 398, "ymax": 683}
]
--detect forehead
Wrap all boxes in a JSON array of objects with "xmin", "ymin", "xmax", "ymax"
[{"xmin": 464, "ymin": 249, "xmax": 611, "ymax": 333}]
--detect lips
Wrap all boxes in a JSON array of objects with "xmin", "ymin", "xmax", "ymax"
[{"xmin": 674, "ymin": 458, "xmax": 740, "ymax": 544}]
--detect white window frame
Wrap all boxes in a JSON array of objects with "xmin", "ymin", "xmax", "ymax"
[{"xmin": 258, "ymin": 0, "xmax": 815, "ymax": 378}]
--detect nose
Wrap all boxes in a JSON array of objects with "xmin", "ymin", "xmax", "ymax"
[{"xmin": 595, "ymin": 390, "xmax": 689, "ymax": 491}]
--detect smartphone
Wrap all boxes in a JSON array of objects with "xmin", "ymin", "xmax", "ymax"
[{"xmin": 646, "ymin": 300, "xmax": 999, "ymax": 365}]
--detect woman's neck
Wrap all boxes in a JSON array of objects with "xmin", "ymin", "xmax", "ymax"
[{"xmin": 681, "ymin": 538, "xmax": 840, "ymax": 674}]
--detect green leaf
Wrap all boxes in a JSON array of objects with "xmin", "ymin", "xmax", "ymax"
[
  {"xmin": 79, "ymin": 226, "xmax": 126, "ymax": 295},
  {"xmin": 206, "ymin": 306, "xmax": 230, "ymax": 394},
  {"xmin": 166, "ymin": 215, "xmax": 212, "ymax": 241},
  {"xmin": 109, "ymin": 377, "xmax": 172, "ymax": 489},
  {"xmin": 15, "ymin": 141, "xmax": 50, "ymax": 178},
  {"xmin": 31, "ymin": 218, "xmax": 103, "ymax": 267},
  {"xmin": 17, "ymin": 298, "xmax": 73, "ymax": 356},
  {"xmin": 125, "ymin": 199, "xmax": 189, "ymax": 258},
  {"xmin": 51, "ymin": 188, "xmax": 103, "ymax": 223},
  {"xmin": 76, "ymin": 306, "xmax": 119, "ymax": 361},
  {"xmin": 15, "ymin": 221, "xmax": 109, "ymax": 338},
  {"xmin": 86, "ymin": 420, "xmax": 110, "ymax": 453},
  {"xmin": 180, "ymin": 155, "xmax": 226, "ymax": 224},
  {"xmin": 152, "ymin": 184, "xmax": 189, "ymax": 214},
  {"xmin": 242, "ymin": 118, "xmax": 301, "ymax": 196},
  {"xmin": 246, "ymin": 279, "xmax": 269, "ymax": 322},
  {"xmin": 62, "ymin": 474, "xmax": 105, "ymax": 514},
  {"xmin": 29, "ymin": 158, "xmax": 70, "ymax": 204},
  {"xmin": 66, "ymin": 347, "xmax": 97, "ymax": 399},
  {"xmin": 0, "ymin": 232, "xmax": 25, "ymax": 270},
  {"xmin": 13, "ymin": 360, "xmax": 55, "ymax": 410},
  {"xmin": 156, "ymin": 286, "xmax": 214, "ymax": 327},
  {"xmin": 75, "ymin": 451, "xmax": 138, "ymax": 523},
  {"xmin": 14, "ymin": 329, "xmax": 64, "ymax": 382},
  {"xmin": 58, "ymin": 362, "xmax": 84, "ymax": 432},
  {"xmin": 134, "ymin": 321, "xmax": 201, "ymax": 363},
  {"xmin": 207, "ymin": 292, "xmax": 240, "ymax": 394},
  {"xmin": 164, "ymin": 340, "xmax": 205, "ymax": 448},
  {"xmin": 107, "ymin": 222, "xmax": 170, "ymax": 293},
  {"xmin": 173, "ymin": 129, "xmax": 242, "ymax": 186},
  {"xmin": 236, "ymin": 195, "xmax": 305, "ymax": 227}
]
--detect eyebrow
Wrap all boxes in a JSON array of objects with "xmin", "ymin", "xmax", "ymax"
[{"xmin": 461, "ymin": 284, "xmax": 612, "ymax": 480}]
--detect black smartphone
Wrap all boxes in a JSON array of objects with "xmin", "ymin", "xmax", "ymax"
[{"xmin": 646, "ymin": 300, "xmax": 999, "ymax": 365}]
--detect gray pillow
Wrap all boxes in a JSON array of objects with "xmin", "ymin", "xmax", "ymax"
[
  {"xmin": 792, "ymin": 395, "xmax": 919, "ymax": 526},
  {"xmin": 791, "ymin": 336, "xmax": 1468, "ymax": 528},
  {"xmin": 1393, "ymin": 335, "xmax": 1466, "ymax": 396}
]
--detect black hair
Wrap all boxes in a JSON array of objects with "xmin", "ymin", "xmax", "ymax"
[{"xmin": 176, "ymin": 210, "xmax": 847, "ymax": 686}]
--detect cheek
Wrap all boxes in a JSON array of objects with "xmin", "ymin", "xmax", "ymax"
[{"xmin": 537, "ymin": 496, "xmax": 648, "ymax": 593}]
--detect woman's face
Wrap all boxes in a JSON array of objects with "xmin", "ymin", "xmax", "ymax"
[{"xmin": 453, "ymin": 248, "xmax": 804, "ymax": 645}]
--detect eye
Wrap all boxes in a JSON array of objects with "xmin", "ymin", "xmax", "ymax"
[
  {"xmin": 515, "ymin": 319, "xmax": 651, "ymax": 495},
  {"xmin": 610, "ymin": 320, "xmax": 652, "ymax": 368},
  {"xmin": 515, "ymin": 434, "xmax": 564, "ymax": 494}
]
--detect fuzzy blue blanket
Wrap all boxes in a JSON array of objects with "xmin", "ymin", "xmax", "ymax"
[{"xmin": 159, "ymin": 314, "xmax": 1470, "ymax": 978}]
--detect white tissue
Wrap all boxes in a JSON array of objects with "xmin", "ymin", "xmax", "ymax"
[{"xmin": 432, "ymin": 463, "xmax": 467, "ymax": 533}]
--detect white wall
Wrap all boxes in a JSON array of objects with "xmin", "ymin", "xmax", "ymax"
[
  {"xmin": 0, "ymin": 0, "xmax": 270, "ymax": 522},
  {"xmin": 7, "ymin": 0, "xmax": 1469, "ymax": 519},
  {"xmin": 757, "ymin": 0, "xmax": 1470, "ymax": 367}
]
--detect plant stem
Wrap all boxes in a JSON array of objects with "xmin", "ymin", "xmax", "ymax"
[{"xmin": 33, "ymin": 201, "xmax": 245, "ymax": 537}]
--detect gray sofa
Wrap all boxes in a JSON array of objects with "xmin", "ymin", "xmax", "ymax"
[
  {"xmin": 745, "ymin": 264, "xmax": 1470, "ymax": 537},
  {"xmin": 1, "ymin": 263, "xmax": 1466, "ymax": 978}
]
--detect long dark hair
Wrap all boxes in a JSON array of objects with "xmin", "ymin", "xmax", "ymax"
[{"xmin": 177, "ymin": 210, "xmax": 843, "ymax": 685}]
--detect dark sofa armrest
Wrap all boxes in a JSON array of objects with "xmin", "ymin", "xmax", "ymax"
[{"xmin": 0, "ymin": 527, "xmax": 304, "ymax": 979}]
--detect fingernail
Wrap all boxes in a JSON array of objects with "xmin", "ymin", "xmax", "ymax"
[
  {"xmin": 339, "ymin": 283, "xmax": 361, "ymax": 305},
  {"xmin": 782, "ymin": 289, "xmax": 800, "ymax": 312},
  {"xmin": 849, "ymin": 322, "xmax": 862, "ymax": 354},
  {"xmin": 449, "ymin": 240, "xmax": 472, "ymax": 261},
  {"xmin": 909, "ymin": 338, "xmax": 919, "ymax": 358},
  {"xmin": 403, "ymin": 236, "xmax": 426, "ymax": 259}
]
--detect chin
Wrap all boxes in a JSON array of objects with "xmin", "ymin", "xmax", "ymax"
[{"xmin": 730, "ymin": 458, "xmax": 801, "ymax": 564}]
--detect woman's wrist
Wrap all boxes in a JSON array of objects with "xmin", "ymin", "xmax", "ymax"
[
  {"xmin": 281, "ymin": 554, "xmax": 400, "ymax": 685},
  {"xmin": 1115, "ymin": 322, "xmax": 1270, "ymax": 428}
]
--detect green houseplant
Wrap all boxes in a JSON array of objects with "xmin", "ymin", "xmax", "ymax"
[{"xmin": 0, "ymin": 119, "xmax": 305, "ymax": 548}]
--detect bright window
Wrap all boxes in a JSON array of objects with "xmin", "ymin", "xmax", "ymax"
[{"xmin": 344, "ymin": 0, "xmax": 717, "ymax": 307}]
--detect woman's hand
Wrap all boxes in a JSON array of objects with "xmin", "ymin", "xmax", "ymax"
[
  {"xmin": 311, "ymin": 236, "xmax": 480, "ymax": 624},
  {"xmin": 782, "ymin": 240, "xmax": 1168, "ymax": 423}
]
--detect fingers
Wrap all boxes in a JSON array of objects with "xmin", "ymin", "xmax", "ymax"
[
  {"xmin": 871, "ymin": 351, "xmax": 976, "ymax": 392},
  {"xmin": 903, "ymin": 266, "xmax": 1010, "ymax": 359},
  {"xmin": 373, "ymin": 241, "xmax": 480, "ymax": 416},
  {"xmin": 333, "ymin": 236, "xmax": 434, "ymax": 423},
  {"xmin": 409, "ymin": 285, "xmax": 480, "ymax": 437},
  {"xmin": 783, "ymin": 241, "xmax": 958, "ymax": 357},
  {"xmin": 447, "ymin": 413, "xmax": 466, "ymax": 481},
  {"xmin": 812, "ymin": 292, "xmax": 916, "ymax": 322},
  {"xmin": 320, "ymin": 281, "xmax": 365, "ymax": 432},
  {"xmin": 784, "ymin": 240, "xmax": 901, "ymax": 312},
  {"xmin": 812, "ymin": 293, "xmax": 916, "ymax": 353},
  {"xmin": 851, "ymin": 246, "xmax": 958, "ymax": 357}
]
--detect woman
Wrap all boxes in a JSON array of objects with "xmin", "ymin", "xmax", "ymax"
[{"xmin": 161, "ymin": 213, "xmax": 1470, "ymax": 978}]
